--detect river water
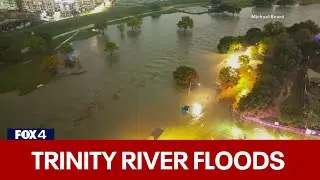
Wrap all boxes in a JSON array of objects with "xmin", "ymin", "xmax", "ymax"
[{"xmin": 1, "ymin": 4, "xmax": 320, "ymax": 139}]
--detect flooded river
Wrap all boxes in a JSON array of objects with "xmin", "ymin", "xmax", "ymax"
[{"xmin": 1, "ymin": 4, "xmax": 320, "ymax": 139}]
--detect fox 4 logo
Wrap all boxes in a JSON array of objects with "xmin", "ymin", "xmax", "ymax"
[{"xmin": 15, "ymin": 130, "xmax": 47, "ymax": 140}]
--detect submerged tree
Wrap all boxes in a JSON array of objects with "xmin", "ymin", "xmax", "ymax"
[
  {"xmin": 252, "ymin": 0, "xmax": 275, "ymax": 7},
  {"xmin": 277, "ymin": 0, "xmax": 296, "ymax": 6},
  {"xmin": 94, "ymin": 22, "xmax": 106, "ymax": 34},
  {"xmin": 177, "ymin": 16, "xmax": 194, "ymax": 35},
  {"xmin": 126, "ymin": 16, "xmax": 142, "ymax": 31},
  {"xmin": 173, "ymin": 66, "xmax": 199, "ymax": 85},
  {"xmin": 104, "ymin": 42, "xmax": 119, "ymax": 56},
  {"xmin": 217, "ymin": 36, "xmax": 244, "ymax": 53},
  {"xmin": 117, "ymin": 23, "xmax": 125, "ymax": 34}
]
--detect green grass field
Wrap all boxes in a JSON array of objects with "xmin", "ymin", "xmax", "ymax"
[{"xmin": 0, "ymin": 53, "xmax": 55, "ymax": 95}]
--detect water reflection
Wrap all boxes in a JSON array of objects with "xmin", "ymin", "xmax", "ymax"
[
  {"xmin": 106, "ymin": 54, "xmax": 120, "ymax": 68},
  {"xmin": 126, "ymin": 30, "xmax": 142, "ymax": 38}
]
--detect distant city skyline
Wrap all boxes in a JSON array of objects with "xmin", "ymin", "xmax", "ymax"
[{"xmin": 0, "ymin": 0, "xmax": 102, "ymax": 13}]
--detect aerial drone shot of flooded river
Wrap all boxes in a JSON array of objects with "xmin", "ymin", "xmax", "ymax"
[{"xmin": 1, "ymin": 0, "xmax": 320, "ymax": 140}]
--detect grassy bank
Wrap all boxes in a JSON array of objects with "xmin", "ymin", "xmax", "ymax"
[
  {"xmin": 0, "ymin": 53, "xmax": 55, "ymax": 95},
  {"xmin": 1, "ymin": 1, "xmax": 207, "ymax": 50}
]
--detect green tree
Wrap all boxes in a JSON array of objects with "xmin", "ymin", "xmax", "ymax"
[
  {"xmin": 218, "ymin": 67, "xmax": 240, "ymax": 89},
  {"xmin": 272, "ymin": 43, "xmax": 303, "ymax": 70},
  {"xmin": 228, "ymin": 6, "xmax": 242, "ymax": 16},
  {"xmin": 239, "ymin": 55, "xmax": 251, "ymax": 67},
  {"xmin": 277, "ymin": 0, "xmax": 296, "ymax": 5},
  {"xmin": 41, "ymin": 54, "xmax": 63, "ymax": 73},
  {"xmin": 126, "ymin": 16, "xmax": 142, "ymax": 31},
  {"xmin": 263, "ymin": 21, "xmax": 286, "ymax": 37},
  {"xmin": 117, "ymin": 23, "xmax": 125, "ymax": 34},
  {"xmin": 94, "ymin": 22, "xmax": 106, "ymax": 34},
  {"xmin": 104, "ymin": 42, "xmax": 119, "ymax": 56},
  {"xmin": 58, "ymin": 44, "xmax": 74, "ymax": 54},
  {"xmin": 35, "ymin": 32, "xmax": 52, "ymax": 49},
  {"xmin": 217, "ymin": 36, "xmax": 244, "ymax": 53},
  {"xmin": 293, "ymin": 28, "xmax": 312, "ymax": 45},
  {"xmin": 211, "ymin": 0, "xmax": 222, "ymax": 7},
  {"xmin": 173, "ymin": 66, "xmax": 199, "ymax": 85},
  {"xmin": 25, "ymin": 35, "xmax": 48, "ymax": 53},
  {"xmin": 245, "ymin": 27, "xmax": 264, "ymax": 45},
  {"xmin": 288, "ymin": 20, "xmax": 320, "ymax": 35},
  {"xmin": 177, "ymin": 16, "xmax": 194, "ymax": 34},
  {"xmin": 252, "ymin": 0, "xmax": 275, "ymax": 7},
  {"xmin": 214, "ymin": 3, "xmax": 242, "ymax": 15}
]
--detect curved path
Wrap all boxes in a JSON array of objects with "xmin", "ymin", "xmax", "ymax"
[{"xmin": 241, "ymin": 115, "xmax": 320, "ymax": 138}]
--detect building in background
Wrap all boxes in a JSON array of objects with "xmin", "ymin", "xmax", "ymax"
[
  {"xmin": 75, "ymin": 0, "xmax": 97, "ymax": 11},
  {"xmin": 19, "ymin": 0, "xmax": 98, "ymax": 14},
  {"xmin": 0, "ymin": 0, "xmax": 19, "ymax": 10}
]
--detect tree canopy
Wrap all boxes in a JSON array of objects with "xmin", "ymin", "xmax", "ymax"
[
  {"xmin": 177, "ymin": 16, "xmax": 194, "ymax": 34},
  {"xmin": 126, "ymin": 16, "xmax": 142, "ymax": 31},
  {"xmin": 293, "ymin": 28, "xmax": 313, "ymax": 45},
  {"xmin": 94, "ymin": 22, "xmax": 106, "ymax": 34},
  {"xmin": 104, "ymin": 42, "xmax": 119, "ymax": 56},
  {"xmin": 245, "ymin": 27, "xmax": 264, "ymax": 45},
  {"xmin": 209, "ymin": 3, "xmax": 241, "ymax": 15},
  {"xmin": 252, "ymin": 0, "xmax": 275, "ymax": 7},
  {"xmin": 58, "ymin": 44, "xmax": 74, "ymax": 54},
  {"xmin": 25, "ymin": 34, "xmax": 48, "ymax": 53},
  {"xmin": 173, "ymin": 66, "xmax": 199, "ymax": 85},
  {"xmin": 287, "ymin": 20, "xmax": 320, "ymax": 35},
  {"xmin": 216, "ymin": 20, "xmax": 320, "ymax": 115},
  {"xmin": 277, "ymin": 0, "xmax": 296, "ymax": 5},
  {"xmin": 263, "ymin": 21, "xmax": 286, "ymax": 37},
  {"xmin": 219, "ymin": 67, "xmax": 240, "ymax": 89},
  {"xmin": 217, "ymin": 36, "xmax": 244, "ymax": 53},
  {"xmin": 41, "ymin": 54, "xmax": 63, "ymax": 73},
  {"xmin": 117, "ymin": 23, "xmax": 125, "ymax": 33}
]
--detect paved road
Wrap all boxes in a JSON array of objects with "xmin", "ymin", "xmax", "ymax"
[{"xmin": 242, "ymin": 115, "xmax": 320, "ymax": 137}]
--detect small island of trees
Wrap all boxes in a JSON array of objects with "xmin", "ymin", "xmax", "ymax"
[
  {"xmin": 209, "ymin": 0, "xmax": 242, "ymax": 15},
  {"xmin": 173, "ymin": 66, "xmax": 199, "ymax": 86}
]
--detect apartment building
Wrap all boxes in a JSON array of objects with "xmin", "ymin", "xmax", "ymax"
[
  {"xmin": 75, "ymin": 0, "xmax": 96, "ymax": 11},
  {"xmin": 20, "ymin": 0, "xmax": 97, "ymax": 13},
  {"xmin": 0, "ymin": 0, "xmax": 19, "ymax": 10}
]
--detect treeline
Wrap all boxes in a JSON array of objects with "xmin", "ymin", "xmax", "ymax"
[
  {"xmin": 0, "ymin": 31, "xmax": 53, "ymax": 64},
  {"xmin": 209, "ymin": 0, "xmax": 242, "ymax": 15},
  {"xmin": 252, "ymin": 0, "xmax": 297, "ymax": 6},
  {"xmin": 217, "ymin": 20, "xmax": 320, "ymax": 113}
]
